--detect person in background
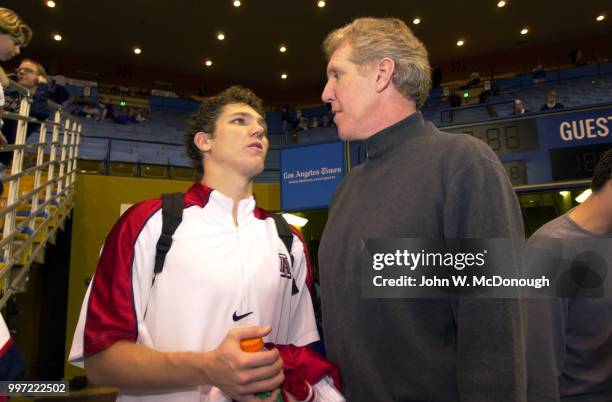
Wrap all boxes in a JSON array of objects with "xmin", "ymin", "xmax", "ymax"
[
  {"xmin": 511, "ymin": 99, "xmax": 530, "ymax": 115},
  {"xmin": 532, "ymin": 60, "xmax": 546, "ymax": 84},
  {"xmin": 527, "ymin": 148, "xmax": 612, "ymax": 401},
  {"xmin": 539, "ymin": 90, "xmax": 564, "ymax": 111}
]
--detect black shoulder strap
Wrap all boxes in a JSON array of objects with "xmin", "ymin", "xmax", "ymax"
[
  {"xmin": 154, "ymin": 192, "xmax": 184, "ymax": 275},
  {"xmin": 271, "ymin": 213, "xmax": 299, "ymax": 295}
]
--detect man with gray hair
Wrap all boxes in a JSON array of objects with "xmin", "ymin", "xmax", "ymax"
[{"xmin": 318, "ymin": 17, "xmax": 527, "ymax": 401}]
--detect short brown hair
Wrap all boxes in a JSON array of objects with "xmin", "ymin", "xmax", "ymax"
[
  {"xmin": 591, "ymin": 148, "xmax": 612, "ymax": 193},
  {"xmin": 323, "ymin": 17, "xmax": 431, "ymax": 109},
  {"xmin": 185, "ymin": 86, "xmax": 265, "ymax": 178},
  {"xmin": 0, "ymin": 8, "xmax": 32, "ymax": 47}
]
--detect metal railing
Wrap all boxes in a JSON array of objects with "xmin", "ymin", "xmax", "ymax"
[{"xmin": 0, "ymin": 80, "xmax": 80, "ymax": 308}]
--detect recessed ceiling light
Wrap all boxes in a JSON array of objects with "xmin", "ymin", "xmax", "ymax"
[
  {"xmin": 520, "ymin": 28, "xmax": 529, "ymax": 35},
  {"xmin": 46, "ymin": 0, "xmax": 56, "ymax": 8},
  {"xmin": 280, "ymin": 45, "xmax": 287, "ymax": 53},
  {"xmin": 53, "ymin": 33, "xmax": 62, "ymax": 41},
  {"xmin": 205, "ymin": 60, "xmax": 213, "ymax": 67},
  {"xmin": 596, "ymin": 14, "xmax": 605, "ymax": 22},
  {"xmin": 281, "ymin": 73, "xmax": 288, "ymax": 79},
  {"xmin": 233, "ymin": 0, "xmax": 241, "ymax": 6},
  {"xmin": 134, "ymin": 47, "xmax": 142, "ymax": 55},
  {"xmin": 413, "ymin": 17, "xmax": 421, "ymax": 25},
  {"xmin": 456, "ymin": 39, "xmax": 465, "ymax": 47},
  {"xmin": 317, "ymin": 1, "xmax": 326, "ymax": 8},
  {"xmin": 217, "ymin": 32, "xmax": 225, "ymax": 41},
  {"xmin": 497, "ymin": 1, "xmax": 506, "ymax": 7}
]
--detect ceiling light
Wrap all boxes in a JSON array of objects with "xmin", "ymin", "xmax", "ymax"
[
  {"xmin": 280, "ymin": 45, "xmax": 287, "ymax": 53},
  {"xmin": 497, "ymin": 1, "xmax": 506, "ymax": 7},
  {"xmin": 520, "ymin": 28, "xmax": 529, "ymax": 35},
  {"xmin": 133, "ymin": 47, "xmax": 142, "ymax": 55},
  {"xmin": 575, "ymin": 189, "xmax": 591, "ymax": 203},
  {"xmin": 233, "ymin": 0, "xmax": 241, "ymax": 6},
  {"xmin": 596, "ymin": 14, "xmax": 605, "ymax": 22},
  {"xmin": 456, "ymin": 39, "xmax": 465, "ymax": 47},
  {"xmin": 282, "ymin": 213, "xmax": 308, "ymax": 227},
  {"xmin": 413, "ymin": 18, "xmax": 421, "ymax": 25},
  {"xmin": 281, "ymin": 73, "xmax": 288, "ymax": 79},
  {"xmin": 53, "ymin": 34, "xmax": 62, "ymax": 41},
  {"xmin": 205, "ymin": 60, "xmax": 212, "ymax": 67},
  {"xmin": 217, "ymin": 32, "xmax": 225, "ymax": 41},
  {"xmin": 317, "ymin": 1, "xmax": 326, "ymax": 8},
  {"xmin": 46, "ymin": 0, "xmax": 56, "ymax": 8}
]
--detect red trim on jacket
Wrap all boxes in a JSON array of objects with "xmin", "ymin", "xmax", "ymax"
[{"xmin": 83, "ymin": 182, "xmax": 212, "ymax": 357}]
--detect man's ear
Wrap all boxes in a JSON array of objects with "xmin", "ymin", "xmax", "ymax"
[
  {"xmin": 194, "ymin": 131, "xmax": 212, "ymax": 153},
  {"xmin": 375, "ymin": 57, "xmax": 396, "ymax": 92}
]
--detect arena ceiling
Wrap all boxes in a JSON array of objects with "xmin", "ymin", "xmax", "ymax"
[{"xmin": 4, "ymin": 0, "xmax": 611, "ymax": 103}]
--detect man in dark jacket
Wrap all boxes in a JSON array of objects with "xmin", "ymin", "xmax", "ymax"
[{"xmin": 318, "ymin": 17, "xmax": 527, "ymax": 402}]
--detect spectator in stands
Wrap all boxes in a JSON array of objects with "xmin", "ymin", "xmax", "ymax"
[
  {"xmin": 48, "ymin": 78, "xmax": 69, "ymax": 104},
  {"xmin": 511, "ymin": 99, "xmax": 529, "ymax": 115},
  {"xmin": 281, "ymin": 104, "xmax": 291, "ymax": 132},
  {"xmin": 62, "ymin": 95, "xmax": 80, "ymax": 115},
  {"xmin": 1, "ymin": 58, "xmax": 50, "ymax": 167},
  {"xmin": 114, "ymin": 106, "xmax": 130, "ymax": 125},
  {"xmin": 97, "ymin": 97, "xmax": 115, "ymax": 122},
  {"xmin": 134, "ymin": 110, "xmax": 147, "ymax": 123},
  {"xmin": 479, "ymin": 89, "xmax": 491, "ymax": 104},
  {"xmin": 0, "ymin": 7, "xmax": 32, "ymax": 150},
  {"xmin": 571, "ymin": 48, "xmax": 589, "ymax": 66},
  {"xmin": 448, "ymin": 90, "xmax": 462, "ymax": 108},
  {"xmin": 310, "ymin": 116, "xmax": 320, "ymax": 129},
  {"xmin": 82, "ymin": 101, "xmax": 101, "ymax": 119},
  {"xmin": 12, "ymin": 59, "xmax": 50, "ymax": 120},
  {"xmin": 467, "ymin": 71, "xmax": 480, "ymax": 88},
  {"xmin": 297, "ymin": 115, "xmax": 309, "ymax": 131},
  {"xmin": 539, "ymin": 90, "xmax": 564, "ymax": 111},
  {"xmin": 322, "ymin": 114, "xmax": 332, "ymax": 128},
  {"xmin": 532, "ymin": 60, "xmax": 546, "ymax": 84}
]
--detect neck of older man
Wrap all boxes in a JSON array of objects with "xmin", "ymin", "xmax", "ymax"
[{"xmin": 362, "ymin": 89, "xmax": 417, "ymax": 140}]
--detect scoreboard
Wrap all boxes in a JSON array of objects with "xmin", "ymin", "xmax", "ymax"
[
  {"xmin": 280, "ymin": 105, "xmax": 612, "ymax": 210},
  {"xmin": 437, "ymin": 105, "xmax": 612, "ymax": 188}
]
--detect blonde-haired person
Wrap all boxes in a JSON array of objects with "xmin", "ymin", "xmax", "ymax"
[
  {"xmin": 0, "ymin": 7, "xmax": 32, "ymax": 86},
  {"xmin": 0, "ymin": 8, "xmax": 31, "ymax": 151},
  {"xmin": 318, "ymin": 17, "xmax": 527, "ymax": 401}
]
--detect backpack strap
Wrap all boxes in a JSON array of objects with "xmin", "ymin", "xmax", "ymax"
[
  {"xmin": 271, "ymin": 213, "xmax": 299, "ymax": 295},
  {"xmin": 154, "ymin": 192, "xmax": 184, "ymax": 275}
]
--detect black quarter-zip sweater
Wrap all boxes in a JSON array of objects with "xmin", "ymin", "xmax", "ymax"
[{"xmin": 319, "ymin": 111, "xmax": 527, "ymax": 402}]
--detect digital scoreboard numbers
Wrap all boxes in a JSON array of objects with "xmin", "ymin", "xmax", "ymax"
[
  {"xmin": 447, "ymin": 119, "xmax": 540, "ymax": 155},
  {"xmin": 502, "ymin": 160, "xmax": 528, "ymax": 185},
  {"xmin": 549, "ymin": 143, "xmax": 612, "ymax": 181}
]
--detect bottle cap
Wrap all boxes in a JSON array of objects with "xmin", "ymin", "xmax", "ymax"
[{"xmin": 240, "ymin": 337, "xmax": 264, "ymax": 352}]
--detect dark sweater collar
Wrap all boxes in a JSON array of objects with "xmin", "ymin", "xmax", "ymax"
[{"xmin": 364, "ymin": 111, "xmax": 427, "ymax": 160}]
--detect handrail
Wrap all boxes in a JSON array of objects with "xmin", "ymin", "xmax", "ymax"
[{"xmin": 0, "ymin": 78, "xmax": 79, "ymax": 303}]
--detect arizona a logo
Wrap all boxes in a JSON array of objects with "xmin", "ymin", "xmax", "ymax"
[{"xmin": 279, "ymin": 253, "xmax": 291, "ymax": 279}]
